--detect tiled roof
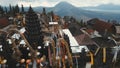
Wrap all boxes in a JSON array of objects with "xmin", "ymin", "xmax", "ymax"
[
  {"xmin": 85, "ymin": 29, "xmax": 94, "ymax": 34},
  {"xmin": 88, "ymin": 18, "xmax": 115, "ymax": 33},
  {"xmin": 94, "ymin": 20, "xmax": 113, "ymax": 32},
  {"xmin": 115, "ymin": 26, "xmax": 120, "ymax": 34},
  {"xmin": 53, "ymin": 15, "xmax": 59, "ymax": 21},
  {"xmin": 92, "ymin": 37, "xmax": 116, "ymax": 48},
  {"xmin": 74, "ymin": 34, "xmax": 95, "ymax": 45},
  {"xmin": 0, "ymin": 17, "xmax": 9, "ymax": 28}
]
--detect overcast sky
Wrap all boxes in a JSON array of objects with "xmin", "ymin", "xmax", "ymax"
[{"xmin": 0, "ymin": 0, "xmax": 120, "ymax": 7}]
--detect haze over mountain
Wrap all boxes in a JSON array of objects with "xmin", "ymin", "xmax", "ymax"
[
  {"xmin": 33, "ymin": 2, "xmax": 120, "ymax": 22},
  {"xmin": 83, "ymin": 3, "xmax": 120, "ymax": 10}
]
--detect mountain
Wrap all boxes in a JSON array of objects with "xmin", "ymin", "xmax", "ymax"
[
  {"xmin": 54, "ymin": 2, "xmax": 75, "ymax": 9},
  {"xmin": 53, "ymin": 2, "xmax": 90, "ymax": 19},
  {"xmin": 33, "ymin": 2, "xmax": 120, "ymax": 22},
  {"xmin": 83, "ymin": 3, "xmax": 120, "ymax": 10},
  {"xmin": 95, "ymin": 4, "xmax": 120, "ymax": 10}
]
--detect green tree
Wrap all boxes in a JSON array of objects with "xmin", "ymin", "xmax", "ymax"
[
  {"xmin": 15, "ymin": 4, "xmax": 19, "ymax": 13},
  {"xmin": 80, "ymin": 19, "xmax": 84, "ymax": 27},
  {"xmin": 21, "ymin": 4, "xmax": 24, "ymax": 13},
  {"xmin": 12, "ymin": 6, "xmax": 15, "ymax": 15},
  {"xmin": 9, "ymin": 4, "xmax": 12, "ymax": 13},
  {"xmin": 107, "ymin": 20, "xmax": 110, "ymax": 23},
  {"xmin": 51, "ymin": 11, "xmax": 54, "ymax": 21},
  {"xmin": 0, "ymin": 5, "xmax": 4, "ymax": 14},
  {"xmin": 42, "ymin": 8, "xmax": 46, "ymax": 15},
  {"xmin": 4, "ymin": 7, "xmax": 8, "ymax": 14}
]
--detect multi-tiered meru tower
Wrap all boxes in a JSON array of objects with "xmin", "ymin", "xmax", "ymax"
[{"xmin": 25, "ymin": 6, "xmax": 44, "ymax": 50}]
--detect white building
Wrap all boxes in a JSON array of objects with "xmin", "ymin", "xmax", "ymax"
[{"xmin": 62, "ymin": 29, "xmax": 89, "ymax": 53}]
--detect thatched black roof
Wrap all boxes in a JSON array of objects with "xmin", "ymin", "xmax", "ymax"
[{"xmin": 92, "ymin": 37, "xmax": 117, "ymax": 48}]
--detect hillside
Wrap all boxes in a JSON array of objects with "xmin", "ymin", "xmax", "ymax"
[
  {"xmin": 83, "ymin": 3, "xmax": 120, "ymax": 10},
  {"xmin": 33, "ymin": 2, "xmax": 120, "ymax": 22}
]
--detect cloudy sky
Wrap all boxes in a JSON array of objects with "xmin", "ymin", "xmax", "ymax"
[{"xmin": 0, "ymin": 0, "xmax": 120, "ymax": 7}]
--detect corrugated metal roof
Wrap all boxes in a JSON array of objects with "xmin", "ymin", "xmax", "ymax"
[
  {"xmin": 62, "ymin": 29, "xmax": 79, "ymax": 46},
  {"xmin": 62, "ymin": 29, "xmax": 89, "ymax": 53},
  {"xmin": 49, "ymin": 22, "xmax": 58, "ymax": 25},
  {"xmin": 71, "ymin": 46, "xmax": 89, "ymax": 53},
  {"xmin": 20, "ymin": 27, "xmax": 26, "ymax": 33}
]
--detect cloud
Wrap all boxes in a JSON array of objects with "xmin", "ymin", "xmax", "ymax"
[
  {"xmin": 67, "ymin": 0, "xmax": 120, "ymax": 7},
  {"xmin": 18, "ymin": 0, "xmax": 57, "ymax": 7},
  {"xmin": 0, "ymin": 0, "xmax": 62, "ymax": 7},
  {"xmin": 0, "ymin": 0, "xmax": 20, "ymax": 6},
  {"xmin": 0, "ymin": 0, "xmax": 120, "ymax": 7}
]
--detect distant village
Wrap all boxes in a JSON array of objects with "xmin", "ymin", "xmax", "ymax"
[{"xmin": 0, "ymin": 4, "xmax": 120, "ymax": 68}]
